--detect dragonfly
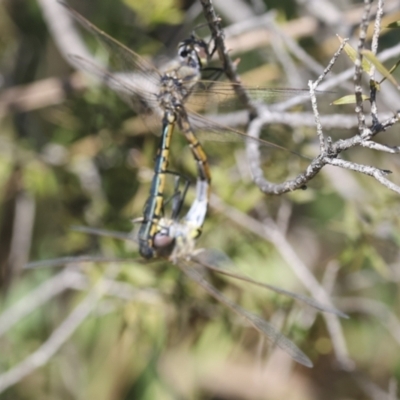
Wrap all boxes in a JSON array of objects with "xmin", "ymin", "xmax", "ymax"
[
  {"xmin": 42, "ymin": 174, "xmax": 346, "ymax": 368},
  {"xmin": 60, "ymin": 3, "xmax": 317, "ymax": 259}
]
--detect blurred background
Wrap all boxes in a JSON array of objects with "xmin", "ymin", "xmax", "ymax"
[{"xmin": 0, "ymin": 0, "xmax": 400, "ymax": 398}]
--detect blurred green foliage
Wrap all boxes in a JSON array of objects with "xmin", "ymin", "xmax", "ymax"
[{"xmin": 123, "ymin": 0, "xmax": 183, "ymax": 27}]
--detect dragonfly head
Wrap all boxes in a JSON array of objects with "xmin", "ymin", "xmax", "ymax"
[
  {"xmin": 178, "ymin": 35, "xmax": 209, "ymax": 70},
  {"xmin": 139, "ymin": 242, "xmax": 156, "ymax": 259}
]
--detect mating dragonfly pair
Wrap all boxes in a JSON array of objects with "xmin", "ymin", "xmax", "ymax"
[
  {"xmin": 59, "ymin": 3, "xmax": 343, "ymax": 367},
  {"xmin": 62, "ymin": 3, "xmax": 311, "ymax": 260}
]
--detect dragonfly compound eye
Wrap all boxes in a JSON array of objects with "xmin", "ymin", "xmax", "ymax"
[
  {"xmin": 153, "ymin": 233, "xmax": 175, "ymax": 249},
  {"xmin": 153, "ymin": 233, "xmax": 176, "ymax": 257},
  {"xmin": 178, "ymin": 45, "xmax": 189, "ymax": 59}
]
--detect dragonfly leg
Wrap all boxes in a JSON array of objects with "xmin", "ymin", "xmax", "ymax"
[{"xmin": 170, "ymin": 174, "xmax": 190, "ymax": 220}]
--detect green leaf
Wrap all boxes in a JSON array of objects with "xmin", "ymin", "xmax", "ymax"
[
  {"xmin": 385, "ymin": 59, "xmax": 400, "ymax": 81},
  {"xmin": 385, "ymin": 20, "xmax": 400, "ymax": 28},
  {"xmin": 331, "ymin": 94, "xmax": 370, "ymax": 105},
  {"xmin": 361, "ymin": 50, "xmax": 400, "ymax": 89},
  {"xmin": 337, "ymin": 35, "xmax": 371, "ymax": 73}
]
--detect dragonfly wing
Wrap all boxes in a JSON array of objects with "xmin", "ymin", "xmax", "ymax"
[
  {"xmin": 179, "ymin": 259, "xmax": 313, "ymax": 367},
  {"xmin": 24, "ymin": 255, "xmax": 134, "ymax": 269},
  {"xmin": 71, "ymin": 225, "xmax": 138, "ymax": 243},
  {"xmin": 193, "ymin": 249, "xmax": 348, "ymax": 318},
  {"xmin": 186, "ymin": 109, "xmax": 309, "ymax": 160},
  {"xmin": 239, "ymin": 307, "xmax": 313, "ymax": 367},
  {"xmin": 63, "ymin": 3, "xmax": 161, "ymax": 82},
  {"xmin": 70, "ymin": 55, "xmax": 164, "ymax": 135},
  {"xmin": 64, "ymin": 4, "xmax": 168, "ymax": 133},
  {"xmin": 185, "ymin": 81, "xmax": 315, "ymax": 112},
  {"xmin": 193, "ymin": 248, "xmax": 234, "ymax": 268},
  {"xmin": 70, "ymin": 55, "xmax": 160, "ymax": 106}
]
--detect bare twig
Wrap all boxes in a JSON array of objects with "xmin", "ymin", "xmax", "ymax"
[
  {"xmin": 199, "ymin": 0, "xmax": 257, "ymax": 113},
  {"xmin": 354, "ymin": 0, "xmax": 373, "ymax": 132},
  {"xmin": 368, "ymin": 0, "xmax": 384, "ymax": 123},
  {"xmin": 314, "ymin": 37, "xmax": 349, "ymax": 88},
  {"xmin": 371, "ymin": 0, "xmax": 384, "ymax": 57},
  {"xmin": 223, "ymin": 0, "xmax": 399, "ymax": 57},
  {"xmin": 274, "ymin": 41, "xmax": 400, "ymax": 112},
  {"xmin": 326, "ymin": 158, "xmax": 400, "ymax": 194},
  {"xmin": 309, "ymin": 81, "xmax": 325, "ymax": 151},
  {"xmin": 246, "ymin": 27, "xmax": 400, "ymax": 196}
]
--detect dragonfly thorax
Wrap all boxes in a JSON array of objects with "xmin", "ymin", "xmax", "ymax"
[
  {"xmin": 157, "ymin": 73, "xmax": 191, "ymax": 112},
  {"xmin": 157, "ymin": 36, "xmax": 209, "ymax": 113}
]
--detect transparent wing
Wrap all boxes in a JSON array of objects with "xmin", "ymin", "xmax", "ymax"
[
  {"xmin": 64, "ymin": 2, "xmax": 319, "ymax": 109},
  {"xmin": 62, "ymin": 4, "xmax": 317, "ymax": 158},
  {"xmin": 193, "ymin": 249, "xmax": 348, "ymax": 318},
  {"xmin": 186, "ymin": 80, "xmax": 315, "ymax": 110},
  {"xmin": 186, "ymin": 110, "xmax": 310, "ymax": 159},
  {"xmin": 70, "ymin": 55, "xmax": 160, "ymax": 106},
  {"xmin": 184, "ymin": 80, "xmax": 329, "ymax": 157},
  {"xmin": 70, "ymin": 56, "xmax": 308, "ymax": 158},
  {"xmin": 63, "ymin": 2, "xmax": 169, "ymax": 133},
  {"xmin": 24, "ymin": 255, "xmax": 133, "ymax": 269},
  {"xmin": 30, "ymin": 225, "xmax": 312, "ymax": 367},
  {"xmin": 179, "ymin": 259, "xmax": 313, "ymax": 368},
  {"xmin": 24, "ymin": 250, "xmax": 312, "ymax": 366},
  {"xmin": 71, "ymin": 225, "xmax": 138, "ymax": 242},
  {"xmin": 63, "ymin": 2, "xmax": 161, "ymax": 83},
  {"xmin": 65, "ymin": 3, "xmax": 206, "ymax": 98}
]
